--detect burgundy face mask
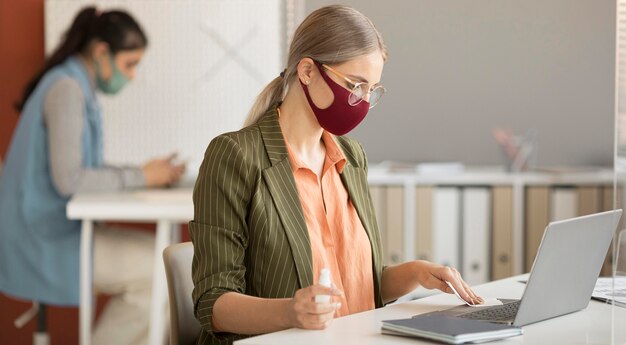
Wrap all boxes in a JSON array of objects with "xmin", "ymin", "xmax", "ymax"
[{"xmin": 300, "ymin": 61, "xmax": 369, "ymax": 136}]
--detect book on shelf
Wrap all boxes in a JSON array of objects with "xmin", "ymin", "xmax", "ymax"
[
  {"xmin": 550, "ymin": 187, "xmax": 577, "ymax": 221},
  {"xmin": 416, "ymin": 162, "xmax": 465, "ymax": 175},
  {"xmin": 492, "ymin": 187, "xmax": 513, "ymax": 280},
  {"xmin": 432, "ymin": 187, "xmax": 460, "ymax": 269},
  {"xmin": 381, "ymin": 314, "xmax": 523, "ymax": 344},
  {"xmin": 371, "ymin": 161, "xmax": 465, "ymax": 174},
  {"xmin": 462, "ymin": 187, "xmax": 491, "ymax": 284},
  {"xmin": 533, "ymin": 165, "xmax": 609, "ymax": 174},
  {"xmin": 525, "ymin": 187, "xmax": 550, "ymax": 272},
  {"xmin": 415, "ymin": 186, "xmax": 433, "ymax": 261},
  {"xmin": 385, "ymin": 186, "xmax": 404, "ymax": 264},
  {"xmin": 577, "ymin": 186, "xmax": 602, "ymax": 217}
]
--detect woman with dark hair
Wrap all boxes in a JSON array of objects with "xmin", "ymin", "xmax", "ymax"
[{"xmin": 0, "ymin": 7, "xmax": 184, "ymax": 344}]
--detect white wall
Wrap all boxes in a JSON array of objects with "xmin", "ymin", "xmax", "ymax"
[
  {"xmin": 307, "ymin": 0, "xmax": 615, "ymax": 166},
  {"xmin": 45, "ymin": 0, "xmax": 284, "ymax": 174}
]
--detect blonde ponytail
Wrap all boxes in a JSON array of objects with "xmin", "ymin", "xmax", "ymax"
[{"xmin": 243, "ymin": 75, "xmax": 286, "ymax": 127}]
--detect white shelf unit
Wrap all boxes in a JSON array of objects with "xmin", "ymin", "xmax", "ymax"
[{"xmin": 367, "ymin": 167, "xmax": 616, "ymax": 281}]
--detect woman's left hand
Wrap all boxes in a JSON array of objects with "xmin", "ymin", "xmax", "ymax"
[{"xmin": 414, "ymin": 260, "xmax": 484, "ymax": 305}]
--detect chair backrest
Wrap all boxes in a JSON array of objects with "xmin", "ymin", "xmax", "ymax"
[{"xmin": 163, "ymin": 242, "xmax": 201, "ymax": 345}]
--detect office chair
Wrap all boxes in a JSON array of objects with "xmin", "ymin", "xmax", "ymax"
[
  {"xmin": 163, "ymin": 242, "xmax": 201, "ymax": 345},
  {"xmin": 13, "ymin": 302, "xmax": 49, "ymax": 345}
]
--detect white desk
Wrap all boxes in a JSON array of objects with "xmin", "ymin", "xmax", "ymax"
[
  {"xmin": 235, "ymin": 275, "xmax": 626, "ymax": 345},
  {"xmin": 67, "ymin": 188, "xmax": 194, "ymax": 345}
]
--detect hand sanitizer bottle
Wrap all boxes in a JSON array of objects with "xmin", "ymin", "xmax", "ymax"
[{"xmin": 315, "ymin": 268, "xmax": 332, "ymax": 303}]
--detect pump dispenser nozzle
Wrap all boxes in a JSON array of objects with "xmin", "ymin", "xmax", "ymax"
[{"xmin": 315, "ymin": 268, "xmax": 332, "ymax": 303}]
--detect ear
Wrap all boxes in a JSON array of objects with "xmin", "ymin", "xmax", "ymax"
[
  {"xmin": 296, "ymin": 58, "xmax": 317, "ymax": 85},
  {"xmin": 92, "ymin": 41, "xmax": 110, "ymax": 61}
]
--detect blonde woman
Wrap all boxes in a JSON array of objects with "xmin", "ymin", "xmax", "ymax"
[{"xmin": 190, "ymin": 5, "xmax": 483, "ymax": 344}]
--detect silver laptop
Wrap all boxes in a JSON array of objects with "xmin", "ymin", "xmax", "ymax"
[{"xmin": 429, "ymin": 209, "xmax": 622, "ymax": 327}]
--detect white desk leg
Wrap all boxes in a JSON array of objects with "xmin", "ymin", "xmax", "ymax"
[
  {"xmin": 148, "ymin": 220, "xmax": 172, "ymax": 345},
  {"xmin": 80, "ymin": 219, "xmax": 94, "ymax": 345}
]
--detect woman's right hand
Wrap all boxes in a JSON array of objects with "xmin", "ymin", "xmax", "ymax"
[
  {"xmin": 285, "ymin": 284, "xmax": 343, "ymax": 330},
  {"xmin": 142, "ymin": 153, "xmax": 186, "ymax": 187}
]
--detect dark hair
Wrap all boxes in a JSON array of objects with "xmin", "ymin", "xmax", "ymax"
[{"xmin": 15, "ymin": 7, "xmax": 148, "ymax": 111}]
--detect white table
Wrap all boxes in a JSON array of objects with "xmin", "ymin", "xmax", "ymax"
[
  {"xmin": 67, "ymin": 188, "xmax": 194, "ymax": 345},
  {"xmin": 235, "ymin": 275, "xmax": 626, "ymax": 345}
]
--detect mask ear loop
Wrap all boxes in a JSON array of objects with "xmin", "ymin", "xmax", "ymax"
[{"xmin": 299, "ymin": 60, "xmax": 331, "ymax": 111}]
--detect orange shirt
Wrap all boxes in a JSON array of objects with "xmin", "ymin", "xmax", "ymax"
[{"xmin": 284, "ymin": 130, "xmax": 375, "ymax": 317}]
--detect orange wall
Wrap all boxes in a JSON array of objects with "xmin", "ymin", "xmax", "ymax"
[
  {"xmin": 0, "ymin": 0, "xmax": 44, "ymax": 159},
  {"xmin": 0, "ymin": 1, "xmax": 80, "ymax": 344}
]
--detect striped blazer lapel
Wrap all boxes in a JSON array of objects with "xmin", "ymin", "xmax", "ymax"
[{"xmin": 258, "ymin": 110, "xmax": 313, "ymax": 289}]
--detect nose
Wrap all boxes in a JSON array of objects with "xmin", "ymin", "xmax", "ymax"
[{"xmin": 362, "ymin": 90, "xmax": 372, "ymax": 102}]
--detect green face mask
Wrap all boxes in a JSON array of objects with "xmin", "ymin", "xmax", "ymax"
[{"xmin": 95, "ymin": 54, "xmax": 129, "ymax": 94}]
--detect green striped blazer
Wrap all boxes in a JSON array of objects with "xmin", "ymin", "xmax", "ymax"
[{"xmin": 189, "ymin": 106, "xmax": 384, "ymax": 345}]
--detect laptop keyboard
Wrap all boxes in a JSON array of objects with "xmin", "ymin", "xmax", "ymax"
[{"xmin": 458, "ymin": 300, "xmax": 521, "ymax": 322}]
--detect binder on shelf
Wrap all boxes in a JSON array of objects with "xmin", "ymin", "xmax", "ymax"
[
  {"xmin": 385, "ymin": 186, "xmax": 404, "ymax": 264},
  {"xmin": 577, "ymin": 186, "xmax": 601, "ymax": 216},
  {"xmin": 525, "ymin": 187, "xmax": 550, "ymax": 272},
  {"xmin": 369, "ymin": 186, "xmax": 387, "ymax": 253},
  {"xmin": 602, "ymin": 184, "xmax": 623, "ymax": 216},
  {"xmin": 550, "ymin": 187, "xmax": 577, "ymax": 221},
  {"xmin": 492, "ymin": 187, "xmax": 513, "ymax": 280},
  {"xmin": 602, "ymin": 185, "xmax": 616, "ymax": 212},
  {"xmin": 601, "ymin": 185, "xmax": 623, "ymax": 230},
  {"xmin": 415, "ymin": 186, "xmax": 433, "ymax": 261},
  {"xmin": 433, "ymin": 187, "xmax": 461, "ymax": 270},
  {"xmin": 462, "ymin": 187, "xmax": 491, "ymax": 285}
]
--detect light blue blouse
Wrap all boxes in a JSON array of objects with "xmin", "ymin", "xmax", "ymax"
[{"xmin": 0, "ymin": 56, "xmax": 103, "ymax": 305}]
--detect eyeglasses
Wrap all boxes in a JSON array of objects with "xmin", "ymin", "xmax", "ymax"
[{"xmin": 321, "ymin": 63, "xmax": 386, "ymax": 109}]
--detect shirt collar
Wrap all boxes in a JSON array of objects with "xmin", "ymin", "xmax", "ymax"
[
  {"xmin": 322, "ymin": 131, "xmax": 347, "ymax": 174},
  {"xmin": 282, "ymin": 128, "xmax": 347, "ymax": 175}
]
